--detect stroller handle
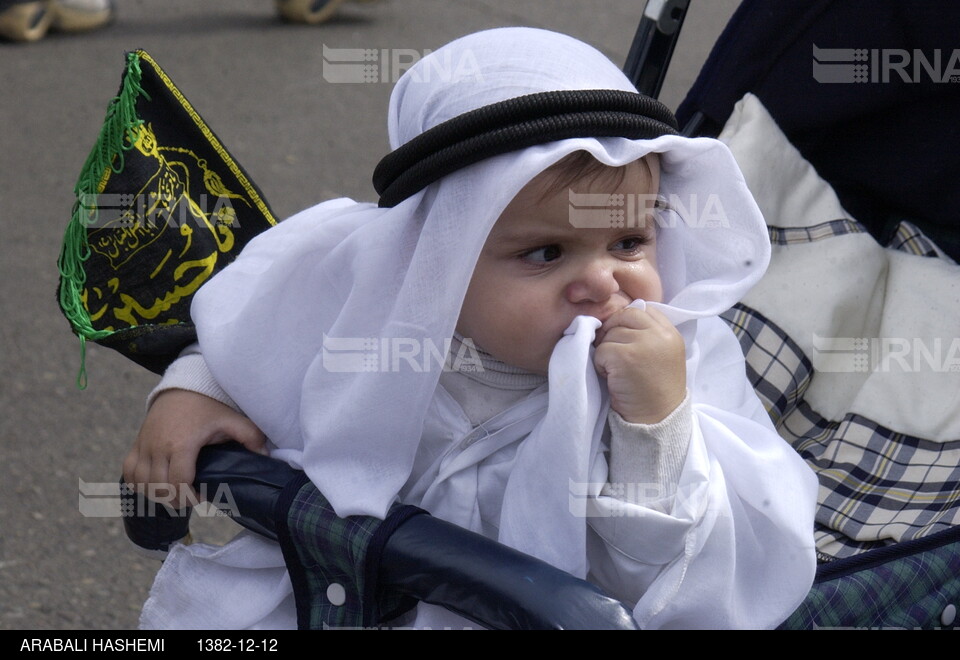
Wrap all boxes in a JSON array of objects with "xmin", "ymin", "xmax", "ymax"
[
  {"xmin": 624, "ymin": 0, "xmax": 690, "ymax": 98},
  {"xmin": 121, "ymin": 443, "xmax": 639, "ymax": 630}
]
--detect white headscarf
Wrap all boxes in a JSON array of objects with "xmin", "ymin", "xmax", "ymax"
[{"xmin": 193, "ymin": 26, "xmax": 770, "ymax": 517}]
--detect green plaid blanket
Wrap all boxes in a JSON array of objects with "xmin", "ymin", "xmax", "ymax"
[
  {"xmin": 781, "ymin": 525, "xmax": 960, "ymax": 629},
  {"xmin": 276, "ymin": 473, "xmax": 422, "ymax": 629}
]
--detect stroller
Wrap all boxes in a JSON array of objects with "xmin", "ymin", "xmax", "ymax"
[{"xmin": 58, "ymin": 0, "xmax": 960, "ymax": 629}]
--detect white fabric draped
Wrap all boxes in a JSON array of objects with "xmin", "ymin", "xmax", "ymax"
[{"xmin": 141, "ymin": 27, "xmax": 818, "ymax": 630}]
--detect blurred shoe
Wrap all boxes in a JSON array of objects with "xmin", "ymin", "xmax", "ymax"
[
  {"xmin": 276, "ymin": 0, "xmax": 345, "ymax": 25},
  {"xmin": 50, "ymin": 0, "xmax": 113, "ymax": 33},
  {"xmin": 0, "ymin": 0, "xmax": 111, "ymax": 42},
  {"xmin": 0, "ymin": 1, "xmax": 53, "ymax": 42}
]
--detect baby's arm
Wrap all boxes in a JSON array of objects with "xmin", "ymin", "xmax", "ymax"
[
  {"xmin": 587, "ymin": 316, "xmax": 817, "ymax": 628},
  {"xmin": 593, "ymin": 304, "xmax": 691, "ymax": 506},
  {"xmin": 122, "ymin": 345, "xmax": 266, "ymax": 508},
  {"xmin": 604, "ymin": 394, "xmax": 691, "ymax": 508}
]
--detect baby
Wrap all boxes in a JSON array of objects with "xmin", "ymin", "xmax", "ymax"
[{"xmin": 125, "ymin": 27, "xmax": 818, "ymax": 629}]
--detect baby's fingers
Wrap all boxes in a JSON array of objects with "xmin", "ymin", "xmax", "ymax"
[
  {"xmin": 211, "ymin": 415, "xmax": 268, "ymax": 456},
  {"xmin": 642, "ymin": 306, "xmax": 679, "ymax": 332},
  {"xmin": 165, "ymin": 447, "xmax": 201, "ymax": 508},
  {"xmin": 595, "ymin": 306, "xmax": 657, "ymax": 345},
  {"xmin": 121, "ymin": 444, "xmax": 141, "ymax": 487}
]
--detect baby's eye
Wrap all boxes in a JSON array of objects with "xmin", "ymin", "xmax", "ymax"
[
  {"xmin": 611, "ymin": 236, "xmax": 650, "ymax": 253},
  {"xmin": 521, "ymin": 245, "xmax": 562, "ymax": 263}
]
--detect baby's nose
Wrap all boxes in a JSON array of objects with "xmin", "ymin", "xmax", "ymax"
[{"xmin": 565, "ymin": 259, "xmax": 619, "ymax": 304}]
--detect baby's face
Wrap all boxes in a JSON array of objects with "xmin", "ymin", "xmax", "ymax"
[{"xmin": 457, "ymin": 157, "xmax": 662, "ymax": 374}]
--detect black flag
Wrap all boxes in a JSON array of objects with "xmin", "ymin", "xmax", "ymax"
[{"xmin": 58, "ymin": 50, "xmax": 277, "ymax": 381}]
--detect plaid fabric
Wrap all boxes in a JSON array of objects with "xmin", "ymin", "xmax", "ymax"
[
  {"xmin": 780, "ymin": 526, "xmax": 960, "ymax": 629},
  {"xmin": 719, "ymin": 304, "xmax": 812, "ymax": 427},
  {"xmin": 721, "ymin": 303, "xmax": 960, "ymax": 561},
  {"xmin": 277, "ymin": 473, "xmax": 421, "ymax": 629},
  {"xmin": 767, "ymin": 218, "xmax": 864, "ymax": 245},
  {"xmin": 721, "ymin": 218, "xmax": 960, "ymax": 562},
  {"xmin": 888, "ymin": 220, "xmax": 957, "ymax": 262}
]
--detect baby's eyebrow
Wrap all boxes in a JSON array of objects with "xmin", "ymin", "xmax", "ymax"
[
  {"xmin": 489, "ymin": 222, "xmax": 657, "ymax": 249},
  {"xmin": 488, "ymin": 221, "xmax": 583, "ymax": 243},
  {"xmin": 485, "ymin": 230, "xmax": 561, "ymax": 248}
]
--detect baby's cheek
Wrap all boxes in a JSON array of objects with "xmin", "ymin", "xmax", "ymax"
[
  {"xmin": 624, "ymin": 267, "xmax": 663, "ymax": 304},
  {"xmin": 649, "ymin": 278, "xmax": 664, "ymax": 304}
]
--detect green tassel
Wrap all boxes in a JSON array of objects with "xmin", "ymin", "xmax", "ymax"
[{"xmin": 57, "ymin": 51, "xmax": 151, "ymax": 389}]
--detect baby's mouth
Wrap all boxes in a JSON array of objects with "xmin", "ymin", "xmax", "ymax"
[{"xmin": 595, "ymin": 299, "xmax": 634, "ymax": 325}]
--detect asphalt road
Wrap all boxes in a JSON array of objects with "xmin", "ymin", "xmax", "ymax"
[{"xmin": 0, "ymin": 0, "xmax": 738, "ymax": 630}]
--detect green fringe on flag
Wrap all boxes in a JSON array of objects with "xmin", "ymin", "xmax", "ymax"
[{"xmin": 57, "ymin": 52, "xmax": 149, "ymax": 388}]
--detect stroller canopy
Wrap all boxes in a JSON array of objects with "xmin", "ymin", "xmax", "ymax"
[{"xmin": 676, "ymin": 0, "xmax": 960, "ymax": 261}]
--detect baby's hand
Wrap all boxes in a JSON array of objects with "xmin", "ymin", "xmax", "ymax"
[
  {"xmin": 593, "ymin": 306, "xmax": 686, "ymax": 424},
  {"xmin": 122, "ymin": 389, "xmax": 267, "ymax": 509}
]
